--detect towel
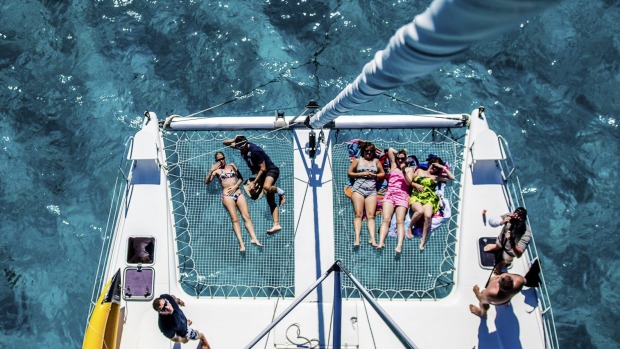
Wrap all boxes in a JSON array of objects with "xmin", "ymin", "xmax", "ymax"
[{"xmin": 388, "ymin": 192, "xmax": 451, "ymax": 237}]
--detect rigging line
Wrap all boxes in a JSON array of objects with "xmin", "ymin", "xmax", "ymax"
[
  {"xmin": 382, "ymin": 93, "xmax": 447, "ymax": 115},
  {"xmin": 327, "ymin": 300, "xmax": 334, "ymax": 349},
  {"xmin": 361, "ymin": 294, "xmax": 379, "ymax": 349},
  {"xmin": 88, "ymin": 171, "xmax": 122, "ymax": 321},
  {"xmin": 431, "ymin": 129, "xmax": 461, "ymax": 145},
  {"xmin": 184, "ymin": 98, "xmax": 239, "ymax": 118},
  {"xmin": 265, "ymin": 163, "xmax": 312, "ymax": 349},
  {"xmin": 181, "ymin": 72, "xmax": 302, "ymax": 119}
]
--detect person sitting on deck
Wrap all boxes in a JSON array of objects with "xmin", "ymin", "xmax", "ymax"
[
  {"xmin": 483, "ymin": 207, "xmax": 531, "ymax": 274},
  {"xmin": 376, "ymin": 148, "xmax": 414, "ymax": 253},
  {"xmin": 205, "ymin": 151, "xmax": 262, "ymax": 251},
  {"xmin": 154, "ymin": 294, "xmax": 211, "ymax": 349},
  {"xmin": 408, "ymin": 154, "xmax": 455, "ymax": 251},
  {"xmin": 224, "ymin": 135, "xmax": 285, "ymax": 234},
  {"xmin": 347, "ymin": 141, "xmax": 385, "ymax": 247},
  {"xmin": 469, "ymin": 273, "xmax": 526, "ymax": 318}
]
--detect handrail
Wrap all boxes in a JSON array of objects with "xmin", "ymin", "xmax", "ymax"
[
  {"xmin": 83, "ymin": 136, "xmax": 134, "ymax": 331},
  {"xmin": 496, "ymin": 137, "xmax": 560, "ymax": 349},
  {"xmin": 497, "ymin": 135, "xmax": 516, "ymax": 182}
]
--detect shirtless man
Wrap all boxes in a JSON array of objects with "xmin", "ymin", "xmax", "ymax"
[{"xmin": 469, "ymin": 273, "xmax": 526, "ymax": 317}]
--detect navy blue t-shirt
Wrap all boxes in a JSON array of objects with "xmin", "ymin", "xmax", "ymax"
[
  {"xmin": 158, "ymin": 294, "xmax": 188, "ymax": 339},
  {"xmin": 243, "ymin": 143, "xmax": 276, "ymax": 174}
]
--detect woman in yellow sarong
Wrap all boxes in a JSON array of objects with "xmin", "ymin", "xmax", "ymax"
[{"xmin": 409, "ymin": 155, "xmax": 454, "ymax": 250}]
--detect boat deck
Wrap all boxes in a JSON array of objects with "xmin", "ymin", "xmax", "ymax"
[{"xmin": 93, "ymin": 111, "xmax": 552, "ymax": 348}]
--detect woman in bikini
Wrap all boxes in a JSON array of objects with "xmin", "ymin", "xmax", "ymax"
[
  {"xmin": 376, "ymin": 148, "xmax": 414, "ymax": 253},
  {"xmin": 205, "ymin": 152, "xmax": 262, "ymax": 251},
  {"xmin": 408, "ymin": 155, "xmax": 454, "ymax": 250},
  {"xmin": 348, "ymin": 142, "xmax": 385, "ymax": 247}
]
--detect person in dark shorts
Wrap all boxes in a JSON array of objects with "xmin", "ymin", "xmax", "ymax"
[
  {"xmin": 483, "ymin": 207, "xmax": 531, "ymax": 274},
  {"xmin": 469, "ymin": 272, "xmax": 526, "ymax": 318},
  {"xmin": 153, "ymin": 294, "xmax": 210, "ymax": 349},
  {"xmin": 224, "ymin": 135, "xmax": 285, "ymax": 234}
]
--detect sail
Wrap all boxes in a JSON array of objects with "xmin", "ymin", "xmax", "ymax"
[{"xmin": 308, "ymin": 0, "xmax": 559, "ymax": 129}]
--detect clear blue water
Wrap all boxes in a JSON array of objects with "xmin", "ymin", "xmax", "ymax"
[{"xmin": 0, "ymin": 0, "xmax": 618, "ymax": 348}]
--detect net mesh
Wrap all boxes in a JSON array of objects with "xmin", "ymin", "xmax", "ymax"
[
  {"xmin": 163, "ymin": 130, "xmax": 295, "ymax": 298},
  {"xmin": 330, "ymin": 128, "xmax": 465, "ymax": 299},
  {"xmin": 163, "ymin": 126, "xmax": 465, "ymax": 300}
]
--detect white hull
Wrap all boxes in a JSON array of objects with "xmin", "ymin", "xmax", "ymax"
[{"xmin": 87, "ymin": 110, "xmax": 555, "ymax": 348}]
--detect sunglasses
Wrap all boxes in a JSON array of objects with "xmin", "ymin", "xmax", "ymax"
[
  {"xmin": 159, "ymin": 300, "xmax": 169, "ymax": 314},
  {"xmin": 364, "ymin": 149, "xmax": 373, "ymax": 153},
  {"xmin": 216, "ymin": 157, "xmax": 225, "ymax": 161}
]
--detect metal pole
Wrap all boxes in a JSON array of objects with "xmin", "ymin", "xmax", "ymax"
[
  {"xmin": 338, "ymin": 262, "xmax": 418, "ymax": 349},
  {"xmin": 333, "ymin": 265, "xmax": 342, "ymax": 349},
  {"xmin": 244, "ymin": 264, "xmax": 337, "ymax": 349}
]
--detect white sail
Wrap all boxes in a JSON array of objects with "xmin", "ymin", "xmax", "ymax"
[{"xmin": 308, "ymin": 0, "xmax": 558, "ymax": 129}]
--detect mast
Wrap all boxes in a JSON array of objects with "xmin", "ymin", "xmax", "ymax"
[{"xmin": 308, "ymin": 0, "xmax": 558, "ymax": 129}]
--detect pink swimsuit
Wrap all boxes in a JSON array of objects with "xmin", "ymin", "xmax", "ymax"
[{"xmin": 383, "ymin": 169, "xmax": 410, "ymax": 207}]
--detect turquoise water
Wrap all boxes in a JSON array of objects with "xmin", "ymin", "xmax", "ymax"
[{"xmin": 0, "ymin": 0, "xmax": 618, "ymax": 348}]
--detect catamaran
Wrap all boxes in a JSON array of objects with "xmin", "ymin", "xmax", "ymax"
[{"xmin": 83, "ymin": 0, "xmax": 559, "ymax": 348}]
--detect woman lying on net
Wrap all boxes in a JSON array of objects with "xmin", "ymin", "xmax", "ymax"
[
  {"xmin": 376, "ymin": 148, "xmax": 414, "ymax": 254},
  {"xmin": 408, "ymin": 155, "xmax": 454, "ymax": 251},
  {"xmin": 205, "ymin": 152, "xmax": 262, "ymax": 251},
  {"xmin": 347, "ymin": 141, "xmax": 385, "ymax": 247}
]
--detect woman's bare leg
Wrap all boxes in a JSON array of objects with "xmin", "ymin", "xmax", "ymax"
[
  {"xmin": 376, "ymin": 201, "xmax": 395, "ymax": 249},
  {"xmin": 419, "ymin": 204, "xmax": 434, "ymax": 250},
  {"xmin": 222, "ymin": 197, "xmax": 245, "ymax": 251},
  {"xmin": 394, "ymin": 206, "xmax": 408, "ymax": 253},
  {"xmin": 351, "ymin": 192, "xmax": 365, "ymax": 246},
  {"xmin": 236, "ymin": 194, "xmax": 262, "ymax": 247},
  {"xmin": 408, "ymin": 202, "xmax": 424, "ymax": 239},
  {"xmin": 365, "ymin": 195, "xmax": 378, "ymax": 246}
]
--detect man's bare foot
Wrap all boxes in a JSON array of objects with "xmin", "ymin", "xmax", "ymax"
[
  {"xmin": 251, "ymin": 240, "xmax": 263, "ymax": 247},
  {"xmin": 279, "ymin": 194, "xmax": 286, "ymax": 206},
  {"xmin": 267, "ymin": 225, "xmax": 281, "ymax": 235},
  {"xmin": 469, "ymin": 304, "xmax": 487, "ymax": 317},
  {"xmin": 200, "ymin": 335, "xmax": 211, "ymax": 349},
  {"xmin": 473, "ymin": 285, "xmax": 482, "ymax": 301}
]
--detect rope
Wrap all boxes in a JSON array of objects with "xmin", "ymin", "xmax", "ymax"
[
  {"xmin": 262, "ymin": 150, "xmax": 312, "ymax": 347},
  {"xmin": 383, "ymin": 94, "xmax": 446, "ymax": 114},
  {"xmin": 361, "ymin": 294, "xmax": 378, "ymax": 349}
]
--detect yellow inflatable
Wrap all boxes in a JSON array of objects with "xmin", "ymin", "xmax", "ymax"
[{"xmin": 83, "ymin": 269, "xmax": 122, "ymax": 349}]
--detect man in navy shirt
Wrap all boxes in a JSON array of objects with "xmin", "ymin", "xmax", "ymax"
[
  {"xmin": 153, "ymin": 294, "xmax": 210, "ymax": 349},
  {"xmin": 224, "ymin": 135, "xmax": 285, "ymax": 234}
]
